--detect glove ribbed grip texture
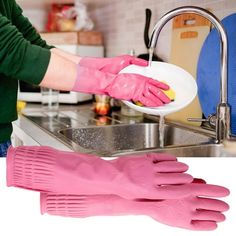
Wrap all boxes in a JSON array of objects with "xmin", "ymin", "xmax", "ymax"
[{"xmin": 7, "ymin": 146, "xmax": 56, "ymax": 192}]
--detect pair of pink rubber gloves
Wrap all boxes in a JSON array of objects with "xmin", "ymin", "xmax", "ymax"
[
  {"xmin": 72, "ymin": 55, "xmax": 171, "ymax": 107},
  {"xmin": 7, "ymin": 145, "xmax": 229, "ymax": 231}
]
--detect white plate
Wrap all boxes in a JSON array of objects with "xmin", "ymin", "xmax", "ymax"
[{"xmin": 120, "ymin": 61, "xmax": 197, "ymax": 116}]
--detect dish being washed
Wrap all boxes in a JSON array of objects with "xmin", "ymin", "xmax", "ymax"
[{"xmin": 120, "ymin": 61, "xmax": 197, "ymax": 116}]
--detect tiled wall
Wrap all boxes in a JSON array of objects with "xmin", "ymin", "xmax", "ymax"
[
  {"xmin": 21, "ymin": 0, "xmax": 236, "ymax": 60},
  {"xmin": 89, "ymin": 0, "xmax": 236, "ymax": 60}
]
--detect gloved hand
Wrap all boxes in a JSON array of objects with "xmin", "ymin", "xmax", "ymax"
[
  {"xmin": 7, "ymin": 146, "xmax": 194, "ymax": 199},
  {"xmin": 40, "ymin": 186, "xmax": 229, "ymax": 231},
  {"xmin": 146, "ymin": 178, "xmax": 229, "ymax": 230},
  {"xmin": 79, "ymin": 55, "xmax": 147, "ymax": 74},
  {"xmin": 72, "ymin": 55, "xmax": 171, "ymax": 107}
]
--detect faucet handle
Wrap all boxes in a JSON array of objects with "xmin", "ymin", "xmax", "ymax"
[{"xmin": 187, "ymin": 114, "xmax": 216, "ymax": 128}]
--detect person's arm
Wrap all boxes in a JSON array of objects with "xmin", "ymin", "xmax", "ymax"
[
  {"xmin": 11, "ymin": 1, "xmax": 82, "ymax": 64},
  {"xmin": 0, "ymin": 14, "xmax": 51, "ymax": 85},
  {"xmin": 40, "ymin": 53, "xmax": 172, "ymax": 106},
  {"xmin": 11, "ymin": 1, "xmax": 53, "ymax": 50},
  {"xmin": 0, "ymin": 13, "xmax": 172, "ymax": 106},
  {"xmin": 0, "ymin": 14, "xmax": 77, "ymax": 90},
  {"xmin": 50, "ymin": 48, "xmax": 82, "ymax": 64},
  {"xmin": 0, "ymin": 7, "xmax": 172, "ymax": 106},
  {"xmin": 39, "ymin": 51, "xmax": 78, "ymax": 91}
]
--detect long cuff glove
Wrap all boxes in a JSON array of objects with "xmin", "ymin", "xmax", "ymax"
[
  {"xmin": 40, "ymin": 190, "xmax": 229, "ymax": 231},
  {"xmin": 72, "ymin": 57, "xmax": 171, "ymax": 107},
  {"xmin": 79, "ymin": 55, "xmax": 148, "ymax": 74},
  {"xmin": 7, "ymin": 145, "xmax": 195, "ymax": 199}
]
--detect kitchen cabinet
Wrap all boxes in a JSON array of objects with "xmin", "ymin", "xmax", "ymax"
[
  {"xmin": 11, "ymin": 121, "xmax": 40, "ymax": 146},
  {"xmin": 17, "ymin": 0, "xmax": 107, "ymax": 8},
  {"xmin": 17, "ymin": 0, "xmax": 74, "ymax": 7},
  {"xmin": 40, "ymin": 31, "xmax": 103, "ymax": 45},
  {"xmin": 40, "ymin": 31, "xmax": 104, "ymax": 56}
]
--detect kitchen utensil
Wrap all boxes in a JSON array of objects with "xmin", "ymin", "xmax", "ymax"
[
  {"xmin": 121, "ymin": 61, "xmax": 197, "ymax": 116},
  {"xmin": 166, "ymin": 13, "xmax": 211, "ymax": 125},
  {"xmin": 137, "ymin": 8, "xmax": 163, "ymax": 61},
  {"xmin": 197, "ymin": 13, "xmax": 236, "ymax": 135}
]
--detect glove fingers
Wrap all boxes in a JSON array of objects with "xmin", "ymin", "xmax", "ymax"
[
  {"xmin": 154, "ymin": 161, "xmax": 189, "ymax": 173},
  {"xmin": 156, "ymin": 183, "xmax": 230, "ymax": 199},
  {"xmin": 189, "ymin": 184, "xmax": 230, "ymax": 198},
  {"xmin": 196, "ymin": 197, "xmax": 229, "ymax": 212},
  {"xmin": 147, "ymin": 152, "xmax": 177, "ymax": 162},
  {"xmin": 193, "ymin": 209, "xmax": 226, "ymax": 222},
  {"xmin": 148, "ymin": 85, "xmax": 171, "ymax": 104},
  {"xmin": 138, "ymin": 95, "xmax": 163, "ymax": 107},
  {"xmin": 190, "ymin": 220, "xmax": 217, "ymax": 231},
  {"xmin": 155, "ymin": 173, "xmax": 193, "ymax": 185},
  {"xmin": 148, "ymin": 79, "xmax": 170, "ymax": 90}
]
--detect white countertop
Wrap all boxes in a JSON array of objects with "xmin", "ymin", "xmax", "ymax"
[{"xmin": 0, "ymin": 157, "xmax": 235, "ymax": 236}]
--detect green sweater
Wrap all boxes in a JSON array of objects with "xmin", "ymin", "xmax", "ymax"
[{"xmin": 0, "ymin": 0, "xmax": 53, "ymax": 142}]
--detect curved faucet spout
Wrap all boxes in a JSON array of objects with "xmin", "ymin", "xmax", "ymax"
[{"xmin": 149, "ymin": 6, "xmax": 230, "ymax": 143}]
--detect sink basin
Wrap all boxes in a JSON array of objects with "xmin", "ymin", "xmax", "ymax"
[
  {"xmin": 116, "ymin": 143, "xmax": 232, "ymax": 157},
  {"xmin": 58, "ymin": 123, "xmax": 217, "ymax": 156},
  {"xmin": 23, "ymin": 108, "xmax": 234, "ymax": 157}
]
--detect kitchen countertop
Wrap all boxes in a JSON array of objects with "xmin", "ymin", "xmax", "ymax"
[
  {"xmin": 12, "ymin": 103, "xmax": 151, "ymax": 152},
  {"xmin": 13, "ymin": 102, "xmax": 223, "ymax": 157},
  {"xmin": 12, "ymin": 103, "xmax": 88, "ymax": 150},
  {"xmin": 0, "ymin": 157, "xmax": 235, "ymax": 236}
]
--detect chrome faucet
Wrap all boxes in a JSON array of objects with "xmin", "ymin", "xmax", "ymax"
[{"xmin": 148, "ymin": 6, "xmax": 231, "ymax": 144}]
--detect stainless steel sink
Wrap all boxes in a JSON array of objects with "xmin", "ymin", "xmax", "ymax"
[
  {"xmin": 116, "ymin": 143, "xmax": 229, "ymax": 157},
  {"xmin": 23, "ymin": 107, "xmax": 234, "ymax": 157},
  {"xmin": 58, "ymin": 122, "xmax": 218, "ymax": 157}
]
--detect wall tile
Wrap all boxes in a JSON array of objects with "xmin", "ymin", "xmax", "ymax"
[
  {"xmin": 90, "ymin": 0, "xmax": 236, "ymax": 60},
  {"xmin": 21, "ymin": 0, "xmax": 236, "ymax": 60}
]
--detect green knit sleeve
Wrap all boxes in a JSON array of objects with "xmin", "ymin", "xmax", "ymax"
[
  {"xmin": 11, "ymin": 2, "xmax": 54, "ymax": 50},
  {"xmin": 0, "ymin": 14, "xmax": 51, "ymax": 85}
]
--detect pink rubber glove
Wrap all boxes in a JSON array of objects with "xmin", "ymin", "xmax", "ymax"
[
  {"xmin": 72, "ymin": 56, "xmax": 171, "ymax": 107},
  {"xmin": 40, "ymin": 188, "xmax": 229, "ymax": 231},
  {"xmin": 7, "ymin": 145, "xmax": 194, "ymax": 199},
  {"xmin": 79, "ymin": 55, "xmax": 147, "ymax": 74}
]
